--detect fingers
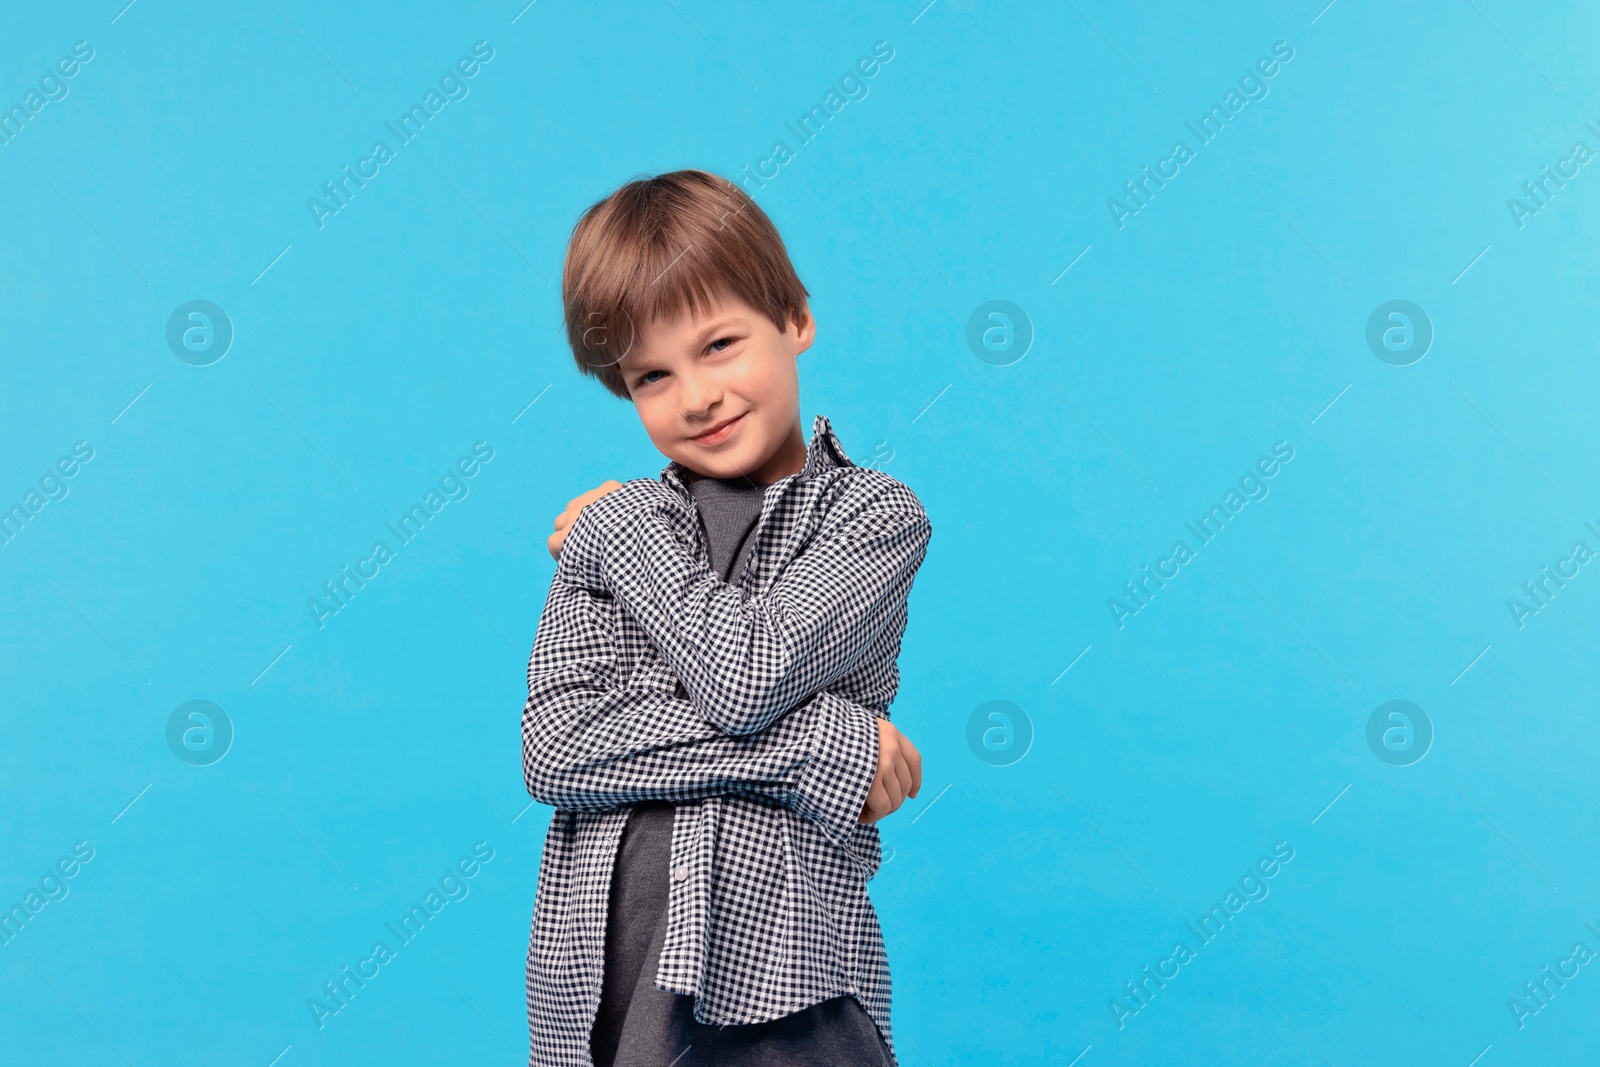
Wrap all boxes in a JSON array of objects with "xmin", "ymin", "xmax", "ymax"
[
  {"xmin": 873, "ymin": 720, "xmax": 903, "ymax": 814},
  {"xmin": 860, "ymin": 767, "xmax": 920, "ymax": 823},
  {"xmin": 887, "ymin": 742, "xmax": 914, "ymax": 807},
  {"xmin": 880, "ymin": 720, "xmax": 916, "ymax": 807},
  {"xmin": 902, "ymin": 734, "xmax": 923, "ymax": 798},
  {"xmin": 551, "ymin": 480, "xmax": 624, "ymax": 557},
  {"xmin": 860, "ymin": 778, "xmax": 890, "ymax": 823},
  {"xmin": 857, "ymin": 723, "xmax": 923, "ymax": 825},
  {"xmin": 548, "ymin": 509, "xmax": 577, "ymax": 560}
]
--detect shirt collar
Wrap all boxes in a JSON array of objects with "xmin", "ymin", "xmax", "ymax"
[{"xmin": 660, "ymin": 413, "xmax": 853, "ymax": 494}]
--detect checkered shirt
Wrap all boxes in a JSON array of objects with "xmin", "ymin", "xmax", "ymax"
[{"xmin": 520, "ymin": 413, "xmax": 933, "ymax": 1067}]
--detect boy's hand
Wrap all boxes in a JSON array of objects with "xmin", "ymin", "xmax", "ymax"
[
  {"xmin": 858, "ymin": 718, "xmax": 922, "ymax": 824},
  {"xmin": 548, "ymin": 481, "xmax": 624, "ymax": 560}
]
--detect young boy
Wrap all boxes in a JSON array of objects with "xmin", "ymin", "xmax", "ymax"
[{"xmin": 520, "ymin": 169, "xmax": 933, "ymax": 1067}]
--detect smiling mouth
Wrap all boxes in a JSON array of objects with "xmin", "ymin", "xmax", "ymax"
[{"xmin": 690, "ymin": 413, "xmax": 745, "ymax": 446}]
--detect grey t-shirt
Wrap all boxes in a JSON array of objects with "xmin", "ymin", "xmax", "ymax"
[
  {"xmin": 590, "ymin": 474, "xmax": 891, "ymax": 1067},
  {"xmin": 690, "ymin": 476, "xmax": 765, "ymax": 585}
]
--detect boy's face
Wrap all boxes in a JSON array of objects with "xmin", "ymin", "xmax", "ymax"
[{"xmin": 619, "ymin": 292, "xmax": 814, "ymax": 484}]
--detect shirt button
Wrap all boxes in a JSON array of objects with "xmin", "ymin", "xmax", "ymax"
[{"xmin": 672, "ymin": 864, "xmax": 689, "ymax": 882}]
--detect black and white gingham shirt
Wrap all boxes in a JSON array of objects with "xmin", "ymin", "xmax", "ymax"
[{"xmin": 521, "ymin": 413, "xmax": 933, "ymax": 1067}]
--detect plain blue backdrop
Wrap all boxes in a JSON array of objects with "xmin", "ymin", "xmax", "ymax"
[{"xmin": 2, "ymin": 1, "xmax": 1598, "ymax": 1064}]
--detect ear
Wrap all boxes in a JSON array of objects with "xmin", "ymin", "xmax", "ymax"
[{"xmin": 791, "ymin": 302, "xmax": 816, "ymax": 355}]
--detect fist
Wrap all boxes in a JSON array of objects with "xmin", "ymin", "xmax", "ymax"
[
  {"xmin": 548, "ymin": 480, "xmax": 623, "ymax": 560},
  {"xmin": 858, "ymin": 718, "xmax": 922, "ymax": 824}
]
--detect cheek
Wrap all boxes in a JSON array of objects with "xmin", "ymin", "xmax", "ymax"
[
  {"xmin": 638, "ymin": 398, "xmax": 677, "ymax": 442},
  {"xmin": 721, "ymin": 363, "xmax": 760, "ymax": 404},
  {"xmin": 740, "ymin": 344, "xmax": 792, "ymax": 400}
]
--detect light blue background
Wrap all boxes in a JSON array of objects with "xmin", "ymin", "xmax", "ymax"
[{"xmin": 2, "ymin": 1, "xmax": 1597, "ymax": 1064}]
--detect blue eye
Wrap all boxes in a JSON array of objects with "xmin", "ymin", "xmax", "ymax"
[
  {"xmin": 709, "ymin": 337, "xmax": 734, "ymax": 352},
  {"xmin": 637, "ymin": 370, "xmax": 665, "ymax": 386}
]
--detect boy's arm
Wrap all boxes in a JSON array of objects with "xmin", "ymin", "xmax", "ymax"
[
  {"xmin": 520, "ymin": 569, "xmax": 880, "ymax": 850},
  {"xmin": 560, "ymin": 479, "xmax": 932, "ymax": 738}
]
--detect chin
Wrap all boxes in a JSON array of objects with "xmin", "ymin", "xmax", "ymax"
[{"xmin": 698, "ymin": 450, "xmax": 751, "ymax": 476}]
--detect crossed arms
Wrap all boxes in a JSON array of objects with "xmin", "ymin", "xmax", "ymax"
[{"xmin": 520, "ymin": 478, "xmax": 930, "ymax": 848}]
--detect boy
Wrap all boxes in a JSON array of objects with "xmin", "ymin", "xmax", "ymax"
[{"xmin": 521, "ymin": 169, "xmax": 933, "ymax": 1067}]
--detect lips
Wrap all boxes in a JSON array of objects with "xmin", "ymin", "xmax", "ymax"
[{"xmin": 690, "ymin": 413, "xmax": 745, "ymax": 446}]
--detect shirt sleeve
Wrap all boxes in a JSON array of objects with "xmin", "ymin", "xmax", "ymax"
[
  {"xmin": 520, "ymin": 571, "xmax": 881, "ymax": 850},
  {"xmin": 560, "ymin": 480, "xmax": 932, "ymax": 737}
]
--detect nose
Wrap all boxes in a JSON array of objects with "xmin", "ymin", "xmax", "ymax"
[{"xmin": 677, "ymin": 366, "xmax": 722, "ymax": 419}]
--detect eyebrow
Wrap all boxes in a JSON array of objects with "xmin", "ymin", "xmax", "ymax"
[
  {"xmin": 690, "ymin": 316, "xmax": 746, "ymax": 345},
  {"xmin": 620, "ymin": 316, "xmax": 749, "ymax": 375}
]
